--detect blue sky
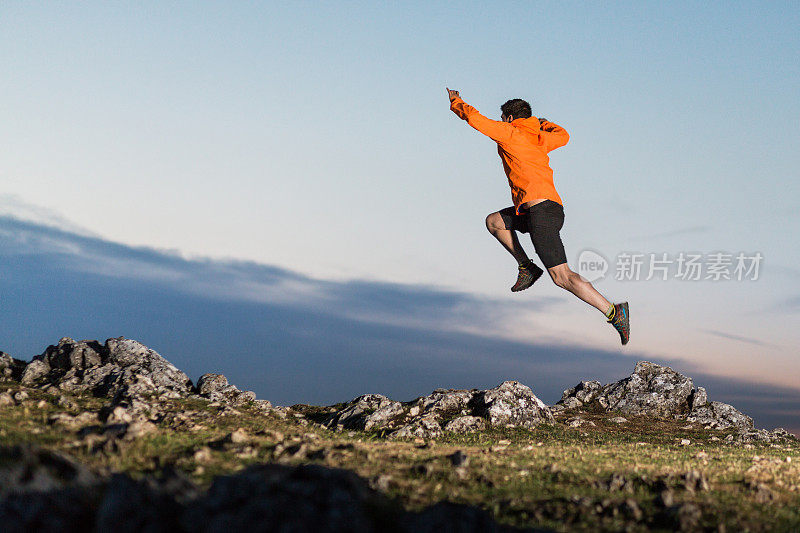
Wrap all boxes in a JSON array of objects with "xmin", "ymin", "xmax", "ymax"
[{"xmin": 1, "ymin": 2, "xmax": 798, "ymax": 430}]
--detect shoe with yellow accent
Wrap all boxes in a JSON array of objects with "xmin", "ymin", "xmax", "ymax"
[{"xmin": 607, "ymin": 302, "xmax": 630, "ymax": 345}]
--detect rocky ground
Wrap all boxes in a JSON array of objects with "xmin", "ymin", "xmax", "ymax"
[{"xmin": 0, "ymin": 337, "xmax": 798, "ymax": 532}]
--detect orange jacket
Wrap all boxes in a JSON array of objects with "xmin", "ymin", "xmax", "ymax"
[{"xmin": 450, "ymin": 96, "xmax": 569, "ymax": 214}]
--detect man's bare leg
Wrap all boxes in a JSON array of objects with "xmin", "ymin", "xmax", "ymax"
[
  {"xmin": 485, "ymin": 212, "xmax": 529, "ymax": 264},
  {"xmin": 547, "ymin": 263, "xmax": 611, "ymax": 313}
]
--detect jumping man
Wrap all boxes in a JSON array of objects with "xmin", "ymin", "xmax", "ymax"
[{"xmin": 446, "ymin": 88, "xmax": 630, "ymax": 345}]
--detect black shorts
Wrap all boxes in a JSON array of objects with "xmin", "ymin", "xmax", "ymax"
[{"xmin": 499, "ymin": 200, "xmax": 568, "ymax": 269}]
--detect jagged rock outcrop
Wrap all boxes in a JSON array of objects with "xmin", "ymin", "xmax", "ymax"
[
  {"xmin": 1, "ymin": 337, "xmax": 273, "ymax": 445},
  {"xmin": 325, "ymin": 381, "xmax": 554, "ymax": 439},
  {"xmin": 324, "ymin": 394, "xmax": 405, "ymax": 431},
  {"xmin": 196, "ymin": 373, "xmax": 270, "ymax": 409},
  {"xmin": 1, "ymin": 338, "xmax": 793, "ymax": 445},
  {"xmin": 553, "ymin": 361, "xmax": 753, "ymax": 431},
  {"xmin": 0, "ymin": 444, "xmax": 531, "ymax": 533},
  {"xmin": 19, "ymin": 337, "xmax": 193, "ymax": 403},
  {"xmin": 686, "ymin": 401, "xmax": 753, "ymax": 430},
  {"xmin": 6, "ymin": 337, "xmax": 272, "ymax": 411}
]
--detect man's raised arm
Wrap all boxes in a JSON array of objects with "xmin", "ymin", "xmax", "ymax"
[
  {"xmin": 537, "ymin": 118, "xmax": 570, "ymax": 151},
  {"xmin": 446, "ymin": 87, "xmax": 513, "ymax": 144}
]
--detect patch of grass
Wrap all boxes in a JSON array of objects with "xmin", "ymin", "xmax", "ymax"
[{"xmin": 1, "ymin": 379, "xmax": 798, "ymax": 531}]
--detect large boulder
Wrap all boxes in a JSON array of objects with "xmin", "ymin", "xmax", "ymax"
[
  {"xmin": 471, "ymin": 381, "xmax": 555, "ymax": 428},
  {"xmin": 12, "ymin": 337, "xmax": 193, "ymax": 402},
  {"xmin": 3, "ymin": 337, "xmax": 275, "ymax": 426},
  {"xmin": 20, "ymin": 359, "xmax": 51, "ymax": 385},
  {"xmin": 103, "ymin": 337, "xmax": 194, "ymax": 400},
  {"xmin": 554, "ymin": 361, "xmax": 755, "ymax": 432},
  {"xmin": 602, "ymin": 361, "xmax": 695, "ymax": 417}
]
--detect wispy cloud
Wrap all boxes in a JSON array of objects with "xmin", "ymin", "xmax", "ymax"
[
  {"xmin": 0, "ymin": 214, "xmax": 562, "ymax": 343},
  {"xmin": 701, "ymin": 328, "xmax": 773, "ymax": 347},
  {"xmin": 0, "ymin": 194, "xmax": 101, "ymax": 238}
]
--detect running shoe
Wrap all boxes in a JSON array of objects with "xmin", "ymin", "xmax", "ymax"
[
  {"xmin": 608, "ymin": 301, "xmax": 630, "ymax": 345},
  {"xmin": 511, "ymin": 261, "xmax": 544, "ymax": 292}
]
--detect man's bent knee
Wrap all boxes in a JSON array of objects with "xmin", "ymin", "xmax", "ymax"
[
  {"xmin": 549, "ymin": 265, "xmax": 575, "ymax": 289},
  {"xmin": 485, "ymin": 212, "xmax": 504, "ymax": 233}
]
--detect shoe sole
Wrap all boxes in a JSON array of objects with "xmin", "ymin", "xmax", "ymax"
[{"xmin": 619, "ymin": 302, "xmax": 630, "ymax": 345}]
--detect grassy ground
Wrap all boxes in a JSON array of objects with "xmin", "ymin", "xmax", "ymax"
[{"xmin": 1, "ymin": 381, "xmax": 798, "ymax": 532}]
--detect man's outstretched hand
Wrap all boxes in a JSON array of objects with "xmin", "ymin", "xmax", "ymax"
[{"xmin": 446, "ymin": 87, "xmax": 460, "ymax": 101}]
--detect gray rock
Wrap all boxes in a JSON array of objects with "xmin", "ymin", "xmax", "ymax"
[
  {"xmin": 196, "ymin": 373, "xmax": 263, "ymax": 407},
  {"xmin": 20, "ymin": 359, "xmax": 50, "ymax": 385},
  {"xmin": 686, "ymin": 401, "xmax": 753, "ymax": 430},
  {"xmin": 0, "ymin": 352, "xmax": 26, "ymax": 380},
  {"xmin": 471, "ymin": 381, "xmax": 554, "ymax": 428},
  {"xmin": 15, "ymin": 337, "xmax": 193, "ymax": 406},
  {"xmin": 40, "ymin": 337, "xmax": 104, "ymax": 371},
  {"xmin": 325, "ymin": 394, "xmax": 405, "ymax": 431},
  {"xmin": 562, "ymin": 380, "xmax": 603, "ymax": 404},
  {"xmin": 390, "ymin": 415, "xmax": 442, "ymax": 439},
  {"xmin": 104, "ymin": 337, "xmax": 193, "ymax": 397},
  {"xmin": 4, "ymin": 336, "xmax": 275, "ymax": 418},
  {"xmin": 551, "ymin": 396, "xmax": 582, "ymax": 413},
  {"xmin": 412, "ymin": 388, "xmax": 475, "ymax": 418},
  {"xmin": 689, "ymin": 386, "xmax": 708, "ymax": 409},
  {"xmin": 197, "ymin": 373, "xmax": 229, "ymax": 396},
  {"xmin": 555, "ymin": 361, "xmax": 697, "ymax": 418},
  {"xmin": 734, "ymin": 427, "xmax": 797, "ymax": 443},
  {"xmin": 554, "ymin": 361, "xmax": 760, "ymax": 434},
  {"xmin": 602, "ymin": 361, "xmax": 694, "ymax": 417},
  {"xmin": 443, "ymin": 416, "xmax": 487, "ymax": 434},
  {"xmin": 326, "ymin": 381, "xmax": 553, "ymax": 437}
]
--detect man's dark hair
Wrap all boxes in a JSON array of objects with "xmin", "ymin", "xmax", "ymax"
[{"xmin": 501, "ymin": 98, "xmax": 532, "ymax": 119}]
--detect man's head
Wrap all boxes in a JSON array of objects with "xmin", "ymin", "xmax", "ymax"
[{"xmin": 500, "ymin": 98, "xmax": 532, "ymax": 122}]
